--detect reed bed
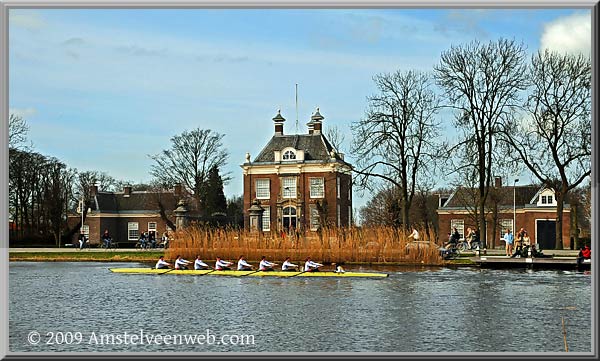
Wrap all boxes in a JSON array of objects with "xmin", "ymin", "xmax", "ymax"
[{"xmin": 166, "ymin": 226, "xmax": 445, "ymax": 266}]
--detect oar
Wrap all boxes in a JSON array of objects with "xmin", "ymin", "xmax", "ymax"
[
  {"xmin": 198, "ymin": 267, "xmax": 216, "ymax": 276},
  {"xmin": 160, "ymin": 268, "xmax": 176, "ymax": 275},
  {"xmin": 242, "ymin": 268, "xmax": 261, "ymax": 276}
]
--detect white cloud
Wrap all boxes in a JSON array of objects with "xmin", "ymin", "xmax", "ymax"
[
  {"xmin": 10, "ymin": 11, "xmax": 46, "ymax": 30},
  {"xmin": 540, "ymin": 13, "xmax": 591, "ymax": 55},
  {"xmin": 9, "ymin": 107, "xmax": 37, "ymax": 118}
]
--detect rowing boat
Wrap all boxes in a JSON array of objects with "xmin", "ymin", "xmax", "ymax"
[{"xmin": 109, "ymin": 268, "xmax": 389, "ymax": 278}]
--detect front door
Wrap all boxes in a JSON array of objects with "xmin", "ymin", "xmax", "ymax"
[{"xmin": 536, "ymin": 220, "xmax": 556, "ymax": 249}]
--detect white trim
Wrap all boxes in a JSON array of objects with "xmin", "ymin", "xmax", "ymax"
[
  {"xmin": 73, "ymin": 213, "xmax": 164, "ymax": 218},
  {"xmin": 242, "ymin": 163, "xmax": 352, "ymax": 175},
  {"xmin": 255, "ymin": 178, "xmax": 270, "ymax": 199}
]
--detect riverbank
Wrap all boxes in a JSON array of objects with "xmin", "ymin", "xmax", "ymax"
[
  {"xmin": 9, "ymin": 250, "xmax": 164, "ymax": 262},
  {"xmin": 8, "ymin": 247, "xmax": 580, "ymax": 267}
]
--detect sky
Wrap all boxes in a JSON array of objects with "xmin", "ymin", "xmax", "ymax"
[{"xmin": 8, "ymin": 8, "xmax": 592, "ymax": 213}]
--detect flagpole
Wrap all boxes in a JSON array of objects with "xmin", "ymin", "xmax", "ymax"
[{"xmin": 295, "ymin": 83, "xmax": 298, "ymax": 134}]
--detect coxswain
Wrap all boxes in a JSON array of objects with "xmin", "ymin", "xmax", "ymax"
[
  {"xmin": 155, "ymin": 256, "xmax": 171, "ymax": 269},
  {"xmin": 215, "ymin": 257, "xmax": 233, "ymax": 271},
  {"xmin": 259, "ymin": 256, "xmax": 277, "ymax": 271},
  {"xmin": 174, "ymin": 255, "xmax": 192, "ymax": 270},
  {"xmin": 304, "ymin": 257, "xmax": 323, "ymax": 272},
  {"xmin": 281, "ymin": 257, "xmax": 298, "ymax": 271},
  {"xmin": 237, "ymin": 255, "xmax": 254, "ymax": 271},
  {"xmin": 194, "ymin": 255, "xmax": 210, "ymax": 270},
  {"xmin": 333, "ymin": 262, "xmax": 345, "ymax": 273}
]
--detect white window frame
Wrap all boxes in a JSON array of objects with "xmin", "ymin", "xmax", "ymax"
[
  {"xmin": 148, "ymin": 222, "xmax": 157, "ymax": 232},
  {"xmin": 256, "ymin": 179, "xmax": 270, "ymax": 199},
  {"xmin": 128, "ymin": 222, "xmax": 139, "ymax": 241},
  {"xmin": 450, "ymin": 219, "xmax": 465, "ymax": 241},
  {"xmin": 309, "ymin": 177, "xmax": 324, "ymax": 198},
  {"xmin": 348, "ymin": 180, "xmax": 352, "ymax": 201},
  {"xmin": 499, "ymin": 219, "xmax": 514, "ymax": 240},
  {"xmin": 282, "ymin": 149, "xmax": 297, "ymax": 161},
  {"xmin": 282, "ymin": 177, "xmax": 297, "ymax": 199},
  {"xmin": 348, "ymin": 206, "xmax": 352, "ymax": 226},
  {"xmin": 337, "ymin": 204, "xmax": 341, "ymax": 226},
  {"xmin": 81, "ymin": 225, "xmax": 90, "ymax": 238},
  {"xmin": 337, "ymin": 176, "xmax": 341, "ymax": 198},
  {"xmin": 309, "ymin": 204, "xmax": 319, "ymax": 231},
  {"xmin": 262, "ymin": 206, "xmax": 270, "ymax": 231}
]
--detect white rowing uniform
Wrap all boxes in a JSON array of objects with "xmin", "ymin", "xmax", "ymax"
[
  {"xmin": 304, "ymin": 260, "xmax": 323, "ymax": 272},
  {"xmin": 215, "ymin": 259, "xmax": 231, "ymax": 270},
  {"xmin": 194, "ymin": 259, "xmax": 209, "ymax": 270},
  {"xmin": 175, "ymin": 258, "xmax": 190, "ymax": 269},
  {"xmin": 259, "ymin": 259, "xmax": 275, "ymax": 271},
  {"xmin": 282, "ymin": 260, "xmax": 298, "ymax": 271},
  {"xmin": 237, "ymin": 259, "xmax": 253, "ymax": 271},
  {"xmin": 155, "ymin": 259, "xmax": 169, "ymax": 269}
]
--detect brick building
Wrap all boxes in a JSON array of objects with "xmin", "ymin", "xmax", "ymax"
[
  {"xmin": 67, "ymin": 185, "xmax": 182, "ymax": 246},
  {"xmin": 241, "ymin": 108, "xmax": 353, "ymax": 233},
  {"xmin": 437, "ymin": 177, "xmax": 571, "ymax": 249}
]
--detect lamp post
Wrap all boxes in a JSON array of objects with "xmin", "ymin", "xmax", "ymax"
[{"xmin": 513, "ymin": 178, "xmax": 519, "ymax": 233}]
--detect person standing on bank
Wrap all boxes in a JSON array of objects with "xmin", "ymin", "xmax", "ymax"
[{"xmin": 503, "ymin": 229, "xmax": 514, "ymax": 257}]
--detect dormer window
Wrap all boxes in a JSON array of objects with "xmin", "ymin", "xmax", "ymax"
[
  {"xmin": 536, "ymin": 188, "xmax": 557, "ymax": 207},
  {"xmin": 282, "ymin": 149, "xmax": 296, "ymax": 160}
]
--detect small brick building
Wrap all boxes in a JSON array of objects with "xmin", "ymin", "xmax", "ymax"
[
  {"xmin": 241, "ymin": 108, "xmax": 353, "ymax": 233},
  {"xmin": 437, "ymin": 177, "xmax": 571, "ymax": 249},
  {"xmin": 67, "ymin": 185, "xmax": 182, "ymax": 246}
]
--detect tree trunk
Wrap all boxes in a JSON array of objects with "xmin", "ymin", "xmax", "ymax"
[
  {"xmin": 571, "ymin": 204, "xmax": 579, "ymax": 249},
  {"xmin": 479, "ymin": 201, "xmax": 487, "ymax": 249},
  {"xmin": 555, "ymin": 191, "xmax": 565, "ymax": 249}
]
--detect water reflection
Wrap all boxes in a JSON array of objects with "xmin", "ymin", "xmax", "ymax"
[{"xmin": 9, "ymin": 262, "xmax": 591, "ymax": 353}]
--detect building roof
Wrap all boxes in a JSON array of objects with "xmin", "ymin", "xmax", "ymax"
[
  {"xmin": 253, "ymin": 133, "xmax": 348, "ymax": 164},
  {"xmin": 441, "ymin": 185, "xmax": 542, "ymax": 209},
  {"xmin": 92, "ymin": 191, "xmax": 179, "ymax": 213}
]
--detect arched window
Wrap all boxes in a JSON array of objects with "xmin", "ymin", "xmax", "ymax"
[
  {"xmin": 283, "ymin": 206, "xmax": 297, "ymax": 231},
  {"xmin": 282, "ymin": 150, "xmax": 296, "ymax": 160}
]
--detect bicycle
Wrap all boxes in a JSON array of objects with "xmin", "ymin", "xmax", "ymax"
[{"xmin": 99, "ymin": 238, "xmax": 118, "ymax": 250}]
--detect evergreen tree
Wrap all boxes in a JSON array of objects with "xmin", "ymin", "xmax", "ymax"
[{"xmin": 204, "ymin": 165, "xmax": 227, "ymax": 218}]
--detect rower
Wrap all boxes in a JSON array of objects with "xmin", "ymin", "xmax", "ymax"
[
  {"xmin": 194, "ymin": 255, "xmax": 210, "ymax": 270},
  {"xmin": 237, "ymin": 255, "xmax": 254, "ymax": 271},
  {"xmin": 259, "ymin": 256, "xmax": 277, "ymax": 271},
  {"xmin": 155, "ymin": 256, "xmax": 171, "ymax": 269},
  {"xmin": 304, "ymin": 257, "xmax": 323, "ymax": 272},
  {"xmin": 281, "ymin": 257, "xmax": 298, "ymax": 271},
  {"xmin": 215, "ymin": 257, "xmax": 233, "ymax": 271},
  {"xmin": 175, "ymin": 255, "xmax": 192, "ymax": 270},
  {"xmin": 333, "ymin": 262, "xmax": 345, "ymax": 273}
]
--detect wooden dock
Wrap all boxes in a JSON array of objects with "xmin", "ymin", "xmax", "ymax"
[{"xmin": 472, "ymin": 256, "xmax": 591, "ymax": 270}]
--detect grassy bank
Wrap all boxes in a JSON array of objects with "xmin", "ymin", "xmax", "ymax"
[{"xmin": 9, "ymin": 251, "xmax": 164, "ymax": 262}]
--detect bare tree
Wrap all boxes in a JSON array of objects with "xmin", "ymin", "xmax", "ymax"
[
  {"xmin": 359, "ymin": 184, "xmax": 401, "ymax": 227},
  {"xmin": 434, "ymin": 38, "xmax": 528, "ymax": 248},
  {"xmin": 325, "ymin": 125, "xmax": 346, "ymax": 153},
  {"xmin": 352, "ymin": 70, "xmax": 441, "ymax": 230},
  {"xmin": 501, "ymin": 50, "xmax": 591, "ymax": 249},
  {"xmin": 8, "ymin": 114, "xmax": 29, "ymax": 149},
  {"xmin": 149, "ymin": 128, "xmax": 229, "ymax": 215}
]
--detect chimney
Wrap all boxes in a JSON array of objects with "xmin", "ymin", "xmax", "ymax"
[
  {"xmin": 307, "ymin": 120, "xmax": 315, "ymax": 134},
  {"xmin": 174, "ymin": 183, "xmax": 183, "ymax": 197},
  {"xmin": 272, "ymin": 109, "xmax": 286, "ymax": 136},
  {"xmin": 123, "ymin": 186, "xmax": 132, "ymax": 197},
  {"xmin": 90, "ymin": 185, "xmax": 98, "ymax": 196},
  {"xmin": 494, "ymin": 176, "xmax": 502, "ymax": 188},
  {"xmin": 311, "ymin": 107, "xmax": 324, "ymax": 134}
]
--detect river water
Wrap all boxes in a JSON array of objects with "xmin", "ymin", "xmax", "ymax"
[{"xmin": 9, "ymin": 262, "xmax": 592, "ymax": 353}]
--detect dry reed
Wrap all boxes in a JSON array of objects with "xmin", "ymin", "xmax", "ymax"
[{"xmin": 166, "ymin": 226, "xmax": 446, "ymax": 266}]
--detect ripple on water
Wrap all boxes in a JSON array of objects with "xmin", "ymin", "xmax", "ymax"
[{"xmin": 8, "ymin": 262, "xmax": 592, "ymax": 353}]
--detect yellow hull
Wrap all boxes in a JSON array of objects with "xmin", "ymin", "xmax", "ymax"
[{"xmin": 109, "ymin": 268, "xmax": 388, "ymax": 278}]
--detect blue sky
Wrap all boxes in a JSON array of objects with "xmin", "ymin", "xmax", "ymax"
[{"xmin": 8, "ymin": 8, "xmax": 591, "ymax": 212}]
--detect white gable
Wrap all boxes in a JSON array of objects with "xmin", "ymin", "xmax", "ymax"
[{"xmin": 535, "ymin": 188, "xmax": 557, "ymax": 207}]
